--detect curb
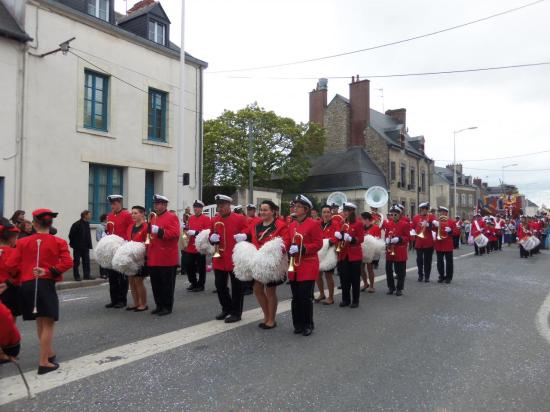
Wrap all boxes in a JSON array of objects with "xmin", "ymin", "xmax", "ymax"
[{"xmin": 56, "ymin": 279, "xmax": 106, "ymax": 291}]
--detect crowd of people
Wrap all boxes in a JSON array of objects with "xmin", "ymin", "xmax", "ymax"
[{"xmin": 0, "ymin": 192, "xmax": 548, "ymax": 376}]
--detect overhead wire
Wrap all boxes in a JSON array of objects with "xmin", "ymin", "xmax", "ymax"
[{"xmin": 434, "ymin": 148, "xmax": 550, "ymax": 162}]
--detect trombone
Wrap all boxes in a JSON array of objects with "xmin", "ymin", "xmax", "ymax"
[
  {"xmin": 335, "ymin": 223, "xmax": 350, "ymax": 253},
  {"xmin": 436, "ymin": 215, "xmax": 449, "ymax": 241},
  {"xmin": 212, "ymin": 221, "xmax": 226, "ymax": 258},
  {"xmin": 288, "ymin": 232, "xmax": 304, "ymax": 272},
  {"xmin": 145, "ymin": 212, "xmax": 157, "ymax": 245}
]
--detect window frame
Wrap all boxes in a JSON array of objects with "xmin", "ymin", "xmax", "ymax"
[
  {"xmin": 88, "ymin": 164, "xmax": 123, "ymax": 223},
  {"xmin": 390, "ymin": 161, "xmax": 396, "ymax": 181},
  {"xmin": 148, "ymin": 20, "xmax": 166, "ymax": 45},
  {"xmin": 87, "ymin": 0, "xmax": 109, "ymax": 21},
  {"xmin": 421, "ymin": 171, "xmax": 426, "ymax": 193},
  {"xmin": 400, "ymin": 163, "xmax": 406, "ymax": 187},
  {"xmin": 147, "ymin": 88, "xmax": 168, "ymax": 142},
  {"xmin": 84, "ymin": 70, "xmax": 109, "ymax": 131}
]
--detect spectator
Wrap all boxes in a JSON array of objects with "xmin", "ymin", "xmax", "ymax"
[
  {"xmin": 9, "ymin": 210, "xmax": 25, "ymax": 226},
  {"xmin": 68, "ymin": 210, "xmax": 93, "ymax": 281},
  {"xmin": 96, "ymin": 214, "xmax": 108, "ymax": 279},
  {"xmin": 17, "ymin": 220, "xmax": 33, "ymax": 239}
]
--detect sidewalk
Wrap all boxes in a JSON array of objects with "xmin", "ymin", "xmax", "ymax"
[{"xmin": 58, "ymin": 259, "xmax": 106, "ymax": 291}]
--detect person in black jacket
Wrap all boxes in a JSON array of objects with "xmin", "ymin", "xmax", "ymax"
[{"xmin": 69, "ymin": 210, "xmax": 93, "ymax": 281}]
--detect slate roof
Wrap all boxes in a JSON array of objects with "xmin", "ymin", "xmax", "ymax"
[
  {"xmin": 118, "ymin": 1, "xmax": 171, "ymax": 24},
  {"xmin": 0, "ymin": 2, "xmax": 31, "ymax": 42},
  {"xmin": 434, "ymin": 166, "xmax": 477, "ymax": 188}
]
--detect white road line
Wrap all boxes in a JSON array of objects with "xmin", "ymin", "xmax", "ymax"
[
  {"xmin": 0, "ymin": 252, "xmax": 473, "ymax": 405},
  {"xmin": 535, "ymin": 291, "xmax": 550, "ymax": 346},
  {"xmin": 59, "ymin": 297, "xmax": 88, "ymax": 303}
]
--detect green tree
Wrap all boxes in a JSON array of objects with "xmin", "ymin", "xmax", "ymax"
[{"xmin": 203, "ymin": 103, "xmax": 325, "ymax": 187}]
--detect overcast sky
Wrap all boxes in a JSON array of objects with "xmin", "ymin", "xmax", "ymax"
[{"xmin": 117, "ymin": 0, "xmax": 550, "ymax": 207}]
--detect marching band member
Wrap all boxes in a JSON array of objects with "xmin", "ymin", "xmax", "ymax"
[
  {"xmin": 471, "ymin": 213, "xmax": 487, "ymax": 256},
  {"xmin": 287, "ymin": 195, "xmax": 323, "ymax": 336},
  {"xmin": 105, "ymin": 195, "xmax": 133, "ymax": 309},
  {"xmin": 4, "ymin": 209, "xmax": 72, "ymax": 374},
  {"xmin": 285, "ymin": 201, "xmax": 296, "ymax": 226},
  {"xmin": 0, "ymin": 302, "xmax": 21, "ymax": 363},
  {"xmin": 495, "ymin": 214, "xmax": 505, "ymax": 250},
  {"xmin": 246, "ymin": 204, "xmax": 260, "ymax": 226},
  {"xmin": 518, "ymin": 217, "xmax": 531, "ymax": 258},
  {"xmin": 485, "ymin": 218, "xmax": 498, "ymax": 253},
  {"xmin": 126, "ymin": 206, "xmax": 148, "ymax": 312},
  {"xmin": 382, "ymin": 205, "xmax": 410, "ymax": 296},
  {"xmin": 370, "ymin": 206, "xmax": 383, "ymax": 227},
  {"xmin": 335, "ymin": 202, "xmax": 364, "ymax": 308},
  {"xmin": 147, "ymin": 195, "xmax": 181, "ymax": 316},
  {"xmin": 210, "ymin": 194, "xmax": 249, "ymax": 323},
  {"xmin": 244, "ymin": 200, "xmax": 289, "ymax": 329},
  {"xmin": 432, "ymin": 206, "xmax": 459, "ymax": 284},
  {"xmin": 360, "ymin": 212, "xmax": 381, "ymax": 293},
  {"xmin": 182, "ymin": 200, "xmax": 211, "ymax": 292},
  {"xmin": 315, "ymin": 205, "xmax": 337, "ymax": 304},
  {"xmin": 453, "ymin": 216, "xmax": 462, "ymax": 249},
  {"xmin": 0, "ymin": 220, "xmax": 21, "ymax": 318},
  {"xmin": 412, "ymin": 202, "xmax": 436, "ymax": 282}
]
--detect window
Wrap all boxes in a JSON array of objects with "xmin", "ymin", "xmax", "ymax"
[
  {"xmin": 400, "ymin": 163, "xmax": 406, "ymax": 187},
  {"xmin": 410, "ymin": 168, "xmax": 416, "ymax": 190},
  {"xmin": 84, "ymin": 70, "xmax": 109, "ymax": 131},
  {"xmin": 145, "ymin": 171, "xmax": 155, "ymax": 213},
  {"xmin": 87, "ymin": 0, "xmax": 109, "ymax": 21},
  {"xmin": 461, "ymin": 193, "xmax": 467, "ymax": 206},
  {"xmin": 148, "ymin": 89, "xmax": 168, "ymax": 141},
  {"xmin": 421, "ymin": 171, "xmax": 426, "ymax": 193},
  {"xmin": 88, "ymin": 164, "xmax": 123, "ymax": 223},
  {"xmin": 148, "ymin": 20, "xmax": 166, "ymax": 45},
  {"xmin": 468, "ymin": 194, "xmax": 474, "ymax": 206},
  {"xmin": 390, "ymin": 161, "xmax": 396, "ymax": 181},
  {"xmin": 410, "ymin": 203, "xmax": 415, "ymax": 218}
]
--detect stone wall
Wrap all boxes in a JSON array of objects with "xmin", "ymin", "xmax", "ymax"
[{"xmin": 323, "ymin": 97, "xmax": 349, "ymax": 153}]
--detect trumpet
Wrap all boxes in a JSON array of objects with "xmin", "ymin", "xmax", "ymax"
[
  {"xmin": 416, "ymin": 216, "xmax": 427, "ymax": 239},
  {"xmin": 437, "ymin": 215, "xmax": 449, "ymax": 241},
  {"xmin": 335, "ymin": 223, "xmax": 350, "ymax": 253},
  {"xmin": 145, "ymin": 212, "xmax": 157, "ymax": 245},
  {"xmin": 386, "ymin": 230, "xmax": 396, "ymax": 256},
  {"xmin": 288, "ymin": 232, "xmax": 304, "ymax": 272},
  {"xmin": 212, "ymin": 221, "xmax": 226, "ymax": 258},
  {"xmin": 106, "ymin": 221, "xmax": 115, "ymax": 235}
]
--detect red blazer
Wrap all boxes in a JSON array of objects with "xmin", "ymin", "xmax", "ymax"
[
  {"xmin": 106, "ymin": 209, "xmax": 133, "ymax": 240},
  {"xmin": 433, "ymin": 218, "xmax": 459, "ymax": 252},
  {"xmin": 383, "ymin": 218, "xmax": 410, "ymax": 262},
  {"xmin": 518, "ymin": 224, "xmax": 531, "ymax": 240},
  {"xmin": 365, "ymin": 224, "xmax": 381, "ymax": 238},
  {"xmin": 471, "ymin": 218, "xmax": 485, "ymax": 237},
  {"xmin": 210, "ymin": 212, "xmax": 248, "ymax": 272},
  {"xmin": 127, "ymin": 223, "xmax": 148, "ymax": 243},
  {"xmin": 412, "ymin": 214, "xmax": 436, "ymax": 249},
  {"xmin": 485, "ymin": 226, "xmax": 497, "ymax": 242},
  {"xmin": 337, "ymin": 220, "xmax": 365, "ymax": 262},
  {"xmin": 287, "ymin": 217, "xmax": 323, "ymax": 282},
  {"xmin": 0, "ymin": 302, "xmax": 20, "ymax": 350},
  {"xmin": 184, "ymin": 214, "xmax": 211, "ymax": 254},
  {"xmin": 5, "ymin": 233, "xmax": 72, "ymax": 283},
  {"xmin": 146, "ymin": 211, "xmax": 180, "ymax": 267},
  {"xmin": 0, "ymin": 246, "xmax": 19, "ymax": 286},
  {"xmin": 246, "ymin": 219, "xmax": 289, "ymax": 250},
  {"xmin": 321, "ymin": 220, "xmax": 338, "ymax": 243}
]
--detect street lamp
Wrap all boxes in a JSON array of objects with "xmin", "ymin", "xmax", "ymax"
[{"xmin": 453, "ymin": 126, "xmax": 478, "ymax": 217}]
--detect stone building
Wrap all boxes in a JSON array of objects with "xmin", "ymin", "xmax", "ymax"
[{"xmin": 431, "ymin": 165, "xmax": 480, "ymax": 219}]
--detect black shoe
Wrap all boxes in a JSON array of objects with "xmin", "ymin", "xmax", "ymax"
[
  {"xmin": 302, "ymin": 327, "xmax": 313, "ymax": 336},
  {"xmin": 105, "ymin": 303, "xmax": 116, "ymax": 308},
  {"xmin": 437, "ymin": 278, "xmax": 445, "ymax": 283},
  {"xmin": 424, "ymin": 279, "xmax": 430, "ymax": 283},
  {"xmin": 224, "ymin": 315, "xmax": 241, "ymax": 323},
  {"xmin": 83, "ymin": 276, "xmax": 94, "ymax": 280},
  {"xmin": 350, "ymin": 302, "xmax": 359, "ymax": 308},
  {"xmin": 38, "ymin": 363, "xmax": 59, "ymax": 375},
  {"xmin": 215, "ymin": 312, "xmax": 229, "ymax": 320},
  {"xmin": 48, "ymin": 355, "xmax": 56, "ymax": 363},
  {"xmin": 113, "ymin": 302, "xmax": 125, "ymax": 309},
  {"xmin": 293, "ymin": 328, "xmax": 304, "ymax": 334},
  {"xmin": 396, "ymin": 290, "xmax": 403, "ymax": 296},
  {"xmin": 339, "ymin": 301, "xmax": 350, "ymax": 307},
  {"xmin": 192, "ymin": 286, "xmax": 205, "ymax": 292},
  {"xmin": 337, "ymin": 286, "xmax": 342, "ymax": 290},
  {"xmin": 157, "ymin": 309, "xmax": 172, "ymax": 316},
  {"xmin": 151, "ymin": 308, "xmax": 161, "ymax": 315},
  {"xmin": 386, "ymin": 290, "xmax": 395, "ymax": 295},
  {"xmin": 418, "ymin": 277, "xmax": 423, "ymax": 282},
  {"xmin": 444, "ymin": 279, "xmax": 451, "ymax": 284},
  {"xmin": 260, "ymin": 322, "xmax": 277, "ymax": 330},
  {"xmin": 186, "ymin": 285, "xmax": 196, "ymax": 291}
]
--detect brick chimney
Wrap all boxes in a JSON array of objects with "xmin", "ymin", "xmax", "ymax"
[
  {"xmin": 446, "ymin": 163, "xmax": 463, "ymax": 175},
  {"xmin": 128, "ymin": 0, "xmax": 155, "ymax": 14},
  {"xmin": 385, "ymin": 108, "xmax": 406, "ymax": 127},
  {"xmin": 349, "ymin": 75, "xmax": 370, "ymax": 147},
  {"xmin": 309, "ymin": 78, "xmax": 328, "ymax": 126}
]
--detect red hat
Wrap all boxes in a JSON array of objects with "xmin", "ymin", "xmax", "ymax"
[
  {"xmin": 32, "ymin": 208, "xmax": 58, "ymax": 218},
  {"xmin": 0, "ymin": 223, "xmax": 19, "ymax": 233}
]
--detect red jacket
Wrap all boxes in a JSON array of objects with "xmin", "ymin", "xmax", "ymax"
[
  {"xmin": 146, "ymin": 211, "xmax": 180, "ymax": 267},
  {"xmin": 106, "ymin": 209, "xmax": 134, "ymax": 240},
  {"xmin": 0, "ymin": 246, "xmax": 19, "ymax": 286},
  {"xmin": 433, "ymin": 218, "xmax": 459, "ymax": 252},
  {"xmin": 211, "ymin": 212, "xmax": 248, "ymax": 272},
  {"xmin": 184, "ymin": 214, "xmax": 211, "ymax": 254},
  {"xmin": 485, "ymin": 226, "xmax": 497, "ymax": 242},
  {"xmin": 518, "ymin": 224, "xmax": 531, "ymax": 240},
  {"xmin": 365, "ymin": 224, "xmax": 382, "ymax": 238},
  {"xmin": 0, "ymin": 302, "xmax": 20, "ymax": 350},
  {"xmin": 321, "ymin": 220, "xmax": 338, "ymax": 243},
  {"xmin": 412, "ymin": 214, "xmax": 436, "ymax": 249},
  {"xmin": 5, "ymin": 233, "xmax": 72, "ymax": 283},
  {"xmin": 382, "ymin": 218, "xmax": 410, "ymax": 262},
  {"xmin": 471, "ymin": 218, "xmax": 485, "ymax": 237},
  {"xmin": 336, "ymin": 220, "xmax": 365, "ymax": 262},
  {"xmin": 287, "ymin": 217, "xmax": 323, "ymax": 282},
  {"xmin": 246, "ymin": 219, "xmax": 289, "ymax": 250},
  {"xmin": 127, "ymin": 223, "xmax": 148, "ymax": 243}
]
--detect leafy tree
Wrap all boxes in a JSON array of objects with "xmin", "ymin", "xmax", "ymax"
[{"xmin": 203, "ymin": 103, "xmax": 325, "ymax": 187}]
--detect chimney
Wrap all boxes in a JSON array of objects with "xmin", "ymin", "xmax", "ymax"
[
  {"xmin": 473, "ymin": 178, "xmax": 482, "ymax": 188},
  {"xmin": 127, "ymin": 0, "xmax": 155, "ymax": 14},
  {"xmin": 385, "ymin": 108, "xmax": 406, "ymax": 128},
  {"xmin": 399, "ymin": 131, "xmax": 405, "ymax": 149},
  {"xmin": 309, "ymin": 78, "xmax": 328, "ymax": 126},
  {"xmin": 349, "ymin": 75, "xmax": 370, "ymax": 147}
]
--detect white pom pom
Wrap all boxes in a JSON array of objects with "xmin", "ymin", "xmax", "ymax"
[
  {"xmin": 362, "ymin": 235, "xmax": 386, "ymax": 263},
  {"xmin": 195, "ymin": 229, "xmax": 215, "ymax": 255},
  {"xmin": 112, "ymin": 241, "xmax": 146, "ymax": 276},
  {"xmin": 254, "ymin": 237, "xmax": 288, "ymax": 283},
  {"xmin": 94, "ymin": 235, "xmax": 125, "ymax": 269},
  {"xmin": 232, "ymin": 241, "xmax": 258, "ymax": 281},
  {"xmin": 318, "ymin": 238, "xmax": 337, "ymax": 272}
]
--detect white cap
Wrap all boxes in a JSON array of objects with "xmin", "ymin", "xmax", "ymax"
[
  {"xmin": 193, "ymin": 200, "xmax": 205, "ymax": 207},
  {"xmin": 107, "ymin": 194, "xmax": 123, "ymax": 202},
  {"xmin": 419, "ymin": 202, "xmax": 430, "ymax": 209},
  {"xmin": 343, "ymin": 202, "xmax": 357, "ymax": 210},
  {"xmin": 438, "ymin": 206, "xmax": 449, "ymax": 213},
  {"xmin": 215, "ymin": 194, "xmax": 232, "ymax": 203},
  {"xmin": 153, "ymin": 194, "xmax": 169, "ymax": 203},
  {"xmin": 246, "ymin": 204, "xmax": 256, "ymax": 209},
  {"xmin": 294, "ymin": 194, "xmax": 313, "ymax": 208}
]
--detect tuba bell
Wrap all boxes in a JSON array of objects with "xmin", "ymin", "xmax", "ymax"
[{"xmin": 365, "ymin": 186, "xmax": 389, "ymax": 209}]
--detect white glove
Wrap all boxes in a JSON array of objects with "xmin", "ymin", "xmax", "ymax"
[
  {"xmin": 289, "ymin": 245, "xmax": 299, "ymax": 255},
  {"xmin": 334, "ymin": 231, "xmax": 343, "ymax": 240},
  {"xmin": 234, "ymin": 233, "xmax": 247, "ymax": 242},
  {"xmin": 445, "ymin": 227, "xmax": 452, "ymax": 233},
  {"xmin": 391, "ymin": 237, "xmax": 400, "ymax": 244},
  {"xmin": 344, "ymin": 233, "xmax": 353, "ymax": 242},
  {"xmin": 210, "ymin": 233, "xmax": 220, "ymax": 243},
  {"xmin": 385, "ymin": 238, "xmax": 391, "ymax": 245},
  {"xmin": 422, "ymin": 221, "xmax": 429, "ymax": 228},
  {"xmin": 187, "ymin": 230, "xmax": 197, "ymax": 236},
  {"xmin": 151, "ymin": 225, "xmax": 159, "ymax": 234},
  {"xmin": 432, "ymin": 220, "xmax": 439, "ymax": 228}
]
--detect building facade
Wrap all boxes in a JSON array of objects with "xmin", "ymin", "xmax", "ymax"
[
  {"xmin": 431, "ymin": 165, "xmax": 480, "ymax": 219},
  {"xmin": 0, "ymin": 0, "xmax": 206, "ymax": 238}
]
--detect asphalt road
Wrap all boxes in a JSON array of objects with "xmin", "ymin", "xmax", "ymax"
[{"xmin": 2, "ymin": 245, "xmax": 549, "ymax": 412}]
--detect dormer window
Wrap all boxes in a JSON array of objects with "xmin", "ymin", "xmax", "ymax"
[
  {"xmin": 148, "ymin": 20, "xmax": 166, "ymax": 45},
  {"xmin": 88, "ymin": 0, "xmax": 110, "ymax": 21}
]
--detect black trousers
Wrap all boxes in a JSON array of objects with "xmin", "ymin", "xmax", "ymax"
[
  {"xmin": 474, "ymin": 244, "xmax": 486, "ymax": 255},
  {"xmin": 416, "ymin": 247, "xmax": 434, "ymax": 279},
  {"xmin": 73, "ymin": 248, "xmax": 90, "ymax": 279},
  {"xmin": 453, "ymin": 235, "xmax": 460, "ymax": 249},
  {"xmin": 290, "ymin": 280, "xmax": 315, "ymax": 330},
  {"xmin": 106, "ymin": 269, "xmax": 128, "ymax": 305},
  {"xmin": 214, "ymin": 270, "xmax": 243, "ymax": 317},
  {"xmin": 149, "ymin": 266, "xmax": 177, "ymax": 311},
  {"xmin": 183, "ymin": 252, "xmax": 206, "ymax": 287},
  {"xmin": 436, "ymin": 251, "xmax": 454, "ymax": 280},
  {"xmin": 497, "ymin": 233, "xmax": 503, "ymax": 250},
  {"xmin": 337, "ymin": 260, "xmax": 361, "ymax": 304},
  {"xmin": 386, "ymin": 260, "xmax": 406, "ymax": 291},
  {"xmin": 520, "ymin": 245, "xmax": 530, "ymax": 258}
]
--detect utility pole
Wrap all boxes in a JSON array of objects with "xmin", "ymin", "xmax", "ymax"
[
  {"xmin": 177, "ymin": 0, "xmax": 186, "ymax": 216},
  {"xmin": 248, "ymin": 123, "xmax": 254, "ymax": 205}
]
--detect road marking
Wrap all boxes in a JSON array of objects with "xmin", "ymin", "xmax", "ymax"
[
  {"xmin": 59, "ymin": 297, "xmax": 88, "ymax": 303},
  {"xmin": 0, "ymin": 251, "xmax": 474, "ymax": 405},
  {"xmin": 535, "ymin": 290, "xmax": 550, "ymax": 346}
]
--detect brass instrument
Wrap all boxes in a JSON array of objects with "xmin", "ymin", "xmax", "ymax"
[
  {"xmin": 437, "ymin": 215, "xmax": 449, "ymax": 241},
  {"xmin": 386, "ymin": 229, "xmax": 396, "ymax": 256},
  {"xmin": 335, "ymin": 223, "xmax": 350, "ymax": 253},
  {"xmin": 212, "ymin": 221, "xmax": 226, "ymax": 258},
  {"xmin": 106, "ymin": 221, "xmax": 115, "ymax": 235},
  {"xmin": 416, "ymin": 216, "xmax": 427, "ymax": 239},
  {"xmin": 145, "ymin": 212, "xmax": 157, "ymax": 245},
  {"xmin": 288, "ymin": 232, "xmax": 304, "ymax": 272}
]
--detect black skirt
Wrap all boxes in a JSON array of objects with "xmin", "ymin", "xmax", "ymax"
[
  {"xmin": 0, "ymin": 284, "xmax": 21, "ymax": 317},
  {"xmin": 19, "ymin": 279, "xmax": 59, "ymax": 321},
  {"xmin": 134, "ymin": 266, "xmax": 148, "ymax": 278}
]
